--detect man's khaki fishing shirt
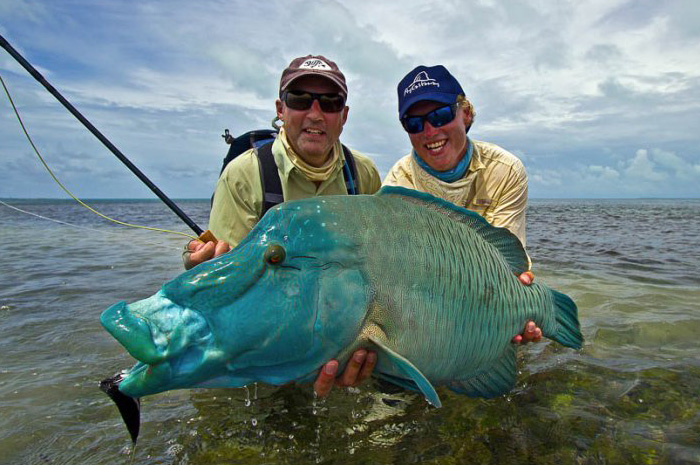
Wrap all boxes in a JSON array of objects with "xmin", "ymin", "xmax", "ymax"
[
  {"xmin": 209, "ymin": 136, "xmax": 381, "ymax": 247},
  {"xmin": 383, "ymin": 139, "xmax": 529, "ymax": 264}
]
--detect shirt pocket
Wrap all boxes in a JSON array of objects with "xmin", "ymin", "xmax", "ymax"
[{"xmin": 467, "ymin": 198, "xmax": 493, "ymax": 219}]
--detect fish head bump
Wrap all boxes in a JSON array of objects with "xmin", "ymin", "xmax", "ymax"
[{"xmin": 102, "ymin": 196, "xmax": 371, "ymax": 396}]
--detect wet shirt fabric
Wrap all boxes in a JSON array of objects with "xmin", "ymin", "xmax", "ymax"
[
  {"xmin": 383, "ymin": 139, "xmax": 528, "ymax": 249},
  {"xmin": 209, "ymin": 134, "xmax": 382, "ymax": 247}
]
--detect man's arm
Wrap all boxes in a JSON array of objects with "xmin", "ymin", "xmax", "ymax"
[
  {"xmin": 501, "ymin": 170, "xmax": 539, "ymax": 342},
  {"xmin": 489, "ymin": 162, "xmax": 540, "ymax": 342},
  {"xmin": 350, "ymin": 150, "xmax": 383, "ymax": 194},
  {"xmin": 488, "ymin": 162, "xmax": 528, "ymax": 247},
  {"xmin": 183, "ymin": 152, "xmax": 261, "ymax": 269},
  {"xmin": 381, "ymin": 155, "xmax": 414, "ymax": 189},
  {"xmin": 207, "ymin": 158, "xmax": 261, "ymax": 248}
]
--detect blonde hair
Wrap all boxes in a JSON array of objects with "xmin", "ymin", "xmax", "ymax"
[{"xmin": 457, "ymin": 94, "xmax": 475, "ymax": 120}]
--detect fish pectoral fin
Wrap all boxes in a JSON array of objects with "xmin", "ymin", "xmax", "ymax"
[
  {"xmin": 447, "ymin": 345, "xmax": 517, "ymax": 398},
  {"xmin": 368, "ymin": 335, "xmax": 441, "ymax": 408}
]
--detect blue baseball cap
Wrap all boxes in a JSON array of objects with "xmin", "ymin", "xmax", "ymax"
[{"xmin": 397, "ymin": 65, "xmax": 465, "ymax": 118}]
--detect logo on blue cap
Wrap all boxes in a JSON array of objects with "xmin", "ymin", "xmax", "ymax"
[
  {"xmin": 397, "ymin": 65, "xmax": 465, "ymax": 118},
  {"xmin": 403, "ymin": 71, "xmax": 439, "ymax": 95}
]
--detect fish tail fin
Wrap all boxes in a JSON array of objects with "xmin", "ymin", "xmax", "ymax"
[
  {"xmin": 548, "ymin": 290, "xmax": 583, "ymax": 349},
  {"xmin": 100, "ymin": 373, "xmax": 141, "ymax": 443}
]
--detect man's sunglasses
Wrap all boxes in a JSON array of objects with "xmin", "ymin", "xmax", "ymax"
[
  {"xmin": 401, "ymin": 103, "xmax": 459, "ymax": 134},
  {"xmin": 282, "ymin": 90, "xmax": 346, "ymax": 113}
]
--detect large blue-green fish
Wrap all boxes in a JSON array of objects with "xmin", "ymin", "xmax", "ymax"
[{"xmin": 100, "ymin": 186, "xmax": 582, "ymax": 442}]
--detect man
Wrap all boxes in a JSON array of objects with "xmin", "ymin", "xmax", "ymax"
[
  {"xmin": 385, "ymin": 65, "xmax": 542, "ymax": 344},
  {"xmin": 183, "ymin": 55, "xmax": 382, "ymax": 397}
]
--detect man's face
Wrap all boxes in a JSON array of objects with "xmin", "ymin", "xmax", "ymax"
[
  {"xmin": 406, "ymin": 100, "xmax": 471, "ymax": 172},
  {"xmin": 276, "ymin": 76, "xmax": 349, "ymax": 167}
]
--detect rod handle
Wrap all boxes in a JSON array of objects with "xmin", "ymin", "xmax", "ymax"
[{"xmin": 197, "ymin": 229, "xmax": 217, "ymax": 244}]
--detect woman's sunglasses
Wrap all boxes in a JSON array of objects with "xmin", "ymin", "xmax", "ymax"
[
  {"xmin": 401, "ymin": 103, "xmax": 459, "ymax": 134},
  {"xmin": 282, "ymin": 90, "xmax": 346, "ymax": 113}
]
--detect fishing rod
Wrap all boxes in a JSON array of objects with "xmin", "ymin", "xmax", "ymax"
[{"xmin": 0, "ymin": 33, "xmax": 214, "ymax": 241}]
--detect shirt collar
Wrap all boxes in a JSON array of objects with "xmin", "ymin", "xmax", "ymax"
[
  {"xmin": 272, "ymin": 129, "xmax": 345, "ymax": 182},
  {"xmin": 467, "ymin": 139, "xmax": 486, "ymax": 173}
]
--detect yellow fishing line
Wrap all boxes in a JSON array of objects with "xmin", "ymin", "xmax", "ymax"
[
  {"xmin": 0, "ymin": 200, "xmax": 181, "ymax": 251},
  {"xmin": 0, "ymin": 72, "xmax": 198, "ymax": 241}
]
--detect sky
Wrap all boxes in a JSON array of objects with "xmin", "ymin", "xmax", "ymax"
[{"xmin": 1, "ymin": 0, "xmax": 699, "ymax": 199}]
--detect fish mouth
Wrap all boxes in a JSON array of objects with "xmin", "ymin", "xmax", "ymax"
[{"xmin": 101, "ymin": 292, "xmax": 212, "ymax": 366}]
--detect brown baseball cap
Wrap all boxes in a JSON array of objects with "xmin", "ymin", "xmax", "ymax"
[{"xmin": 279, "ymin": 55, "xmax": 348, "ymax": 97}]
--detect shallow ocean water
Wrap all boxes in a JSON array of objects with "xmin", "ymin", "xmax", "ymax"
[{"xmin": 0, "ymin": 198, "xmax": 698, "ymax": 464}]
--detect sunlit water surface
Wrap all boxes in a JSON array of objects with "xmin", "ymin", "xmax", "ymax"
[{"xmin": 0, "ymin": 198, "xmax": 698, "ymax": 464}]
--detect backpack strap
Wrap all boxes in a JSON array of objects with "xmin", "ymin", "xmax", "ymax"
[
  {"xmin": 255, "ymin": 142, "xmax": 360, "ymax": 218},
  {"xmin": 255, "ymin": 142, "xmax": 284, "ymax": 217},
  {"xmin": 341, "ymin": 144, "xmax": 359, "ymax": 195}
]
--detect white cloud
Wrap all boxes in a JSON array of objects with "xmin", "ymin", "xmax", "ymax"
[
  {"xmin": 649, "ymin": 148, "xmax": 697, "ymax": 180},
  {"xmin": 624, "ymin": 149, "xmax": 668, "ymax": 182},
  {"xmin": 529, "ymin": 169, "xmax": 563, "ymax": 188},
  {"xmin": 64, "ymin": 67, "xmax": 270, "ymax": 112},
  {"xmin": 528, "ymin": 146, "xmax": 699, "ymax": 197},
  {"xmin": 588, "ymin": 165, "xmax": 620, "ymax": 180}
]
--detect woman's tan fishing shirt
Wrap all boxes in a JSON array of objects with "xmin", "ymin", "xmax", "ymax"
[{"xmin": 384, "ymin": 139, "xmax": 529, "ymax": 265}]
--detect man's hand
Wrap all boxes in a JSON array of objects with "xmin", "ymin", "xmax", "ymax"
[
  {"xmin": 313, "ymin": 349, "xmax": 377, "ymax": 398},
  {"xmin": 183, "ymin": 239, "xmax": 231, "ymax": 270},
  {"xmin": 518, "ymin": 270, "xmax": 534, "ymax": 285},
  {"xmin": 512, "ymin": 270, "xmax": 542, "ymax": 344},
  {"xmin": 512, "ymin": 321, "xmax": 543, "ymax": 344}
]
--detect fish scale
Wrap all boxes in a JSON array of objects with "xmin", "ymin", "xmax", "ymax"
[{"xmin": 360, "ymin": 198, "xmax": 518, "ymax": 379}]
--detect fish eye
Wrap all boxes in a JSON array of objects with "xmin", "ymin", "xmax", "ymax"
[{"xmin": 264, "ymin": 244, "xmax": 286, "ymax": 265}]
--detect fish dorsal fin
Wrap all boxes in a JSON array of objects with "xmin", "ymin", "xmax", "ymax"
[
  {"xmin": 376, "ymin": 186, "xmax": 529, "ymax": 275},
  {"xmin": 368, "ymin": 334, "xmax": 442, "ymax": 407}
]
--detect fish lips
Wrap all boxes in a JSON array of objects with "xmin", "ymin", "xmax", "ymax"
[
  {"xmin": 101, "ymin": 301, "xmax": 166, "ymax": 365},
  {"xmin": 101, "ymin": 294, "xmax": 212, "ymax": 363},
  {"xmin": 118, "ymin": 361, "xmax": 173, "ymax": 398}
]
